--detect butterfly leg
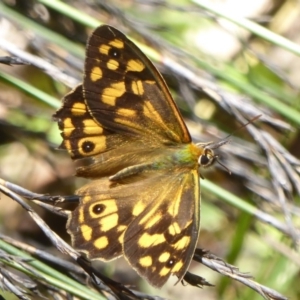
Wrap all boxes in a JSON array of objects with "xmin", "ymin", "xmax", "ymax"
[{"xmin": 109, "ymin": 162, "xmax": 155, "ymax": 181}]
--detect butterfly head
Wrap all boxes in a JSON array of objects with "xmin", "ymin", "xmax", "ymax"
[
  {"xmin": 198, "ymin": 147, "xmax": 216, "ymax": 168},
  {"xmin": 196, "ymin": 138, "xmax": 230, "ymax": 173}
]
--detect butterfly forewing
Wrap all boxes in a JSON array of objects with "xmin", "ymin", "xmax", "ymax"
[
  {"xmin": 84, "ymin": 25, "xmax": 191, "ymax": 144},
  {"xmin": 54, "ymin": 25, "xmax": 204, "ymax": 287}
]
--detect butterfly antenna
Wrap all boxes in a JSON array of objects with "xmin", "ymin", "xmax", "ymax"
[
  {"xmin": 208, "ymin": 114, "xmax": 262, "ymax": 149},
  {"xmin": 208, "ymin": 115, "xmax": 261, "ymax": 174},
  {"xmin": 209, "ymin": 139, "xmax": 229, "ymax": 150},
  {"xmin": 223, "ymin": 114, "xmax": 262, "ymax": 142}
]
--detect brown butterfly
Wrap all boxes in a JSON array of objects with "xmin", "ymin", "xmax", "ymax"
[{"xmin": 54, "ymin": 25, "xmax": 219, "ymax": 287}]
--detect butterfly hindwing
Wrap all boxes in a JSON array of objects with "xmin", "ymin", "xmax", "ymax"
[
  {"xmin": 123, "ymin": 169, "xmax": 200, "ymax": 287},
  {"xmin": 67, "ymin": 169, "xmax": 200, "ymax": 287},
  {"xmin": 54, "ymin": 84, "xmax": 109, "ymax": 160}
]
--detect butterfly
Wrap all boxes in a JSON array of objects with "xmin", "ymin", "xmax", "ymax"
[{"xmin": 53, "ymin": 25, "xmax": 218, "ymax": 287}]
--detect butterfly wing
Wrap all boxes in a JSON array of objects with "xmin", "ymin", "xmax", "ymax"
[
  {"xmin": 84, "ymin": 25, "xmax": 191, "ymax": 144},
  {"xmin": 68, "ymin": 169, "xmax": 200, "ymax": 287}
]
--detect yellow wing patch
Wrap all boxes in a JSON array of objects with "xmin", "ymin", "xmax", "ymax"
[
  {"xmin": 81, "ymin": 224, "xmax": 93, "ymax": 241},
  {"xmin": 90, "ymin": 66, "xmax": 103, "ymax": 82},
  {"xmin": 82, "ymin": 119, "xmax": 103, "ymax": 135},
  {"xmin": 71, "ymin": 102, "xmax": 87, "ymax": 115},
  {"xmin": 106, "ymin": 59, "xmax": 119, "ymax": 70},
  {"xmin": 158, "ymin": 252, "xmax": 170, "ymax": 263},
  {"xmin": 139, "ymin": 256, "xmax": 153, "ymax": 267},
  {"xmin": 131, "ymin": 80, "xmax": 144, "ymax": 95},
  {"xmin": 94, "ymin": 236, "xmax": 109, "ymax": 250},
  {"xmin": 127, "ymin": 59, "xmax": 145, "ymax": 72},
  {"xmin": 138, "ymin": 233, "xmax": 165, "ymax": 248},
  {"xmin": 102, "ymin": 82, "xmax": 126, "ymax": 106},
  {"xmin": 99, "ymin": 44, "xmax": 110, "ymax": 55},
  {"xmin": 109, "ymin": 38, "xmax": 124, "ymax": 49}
]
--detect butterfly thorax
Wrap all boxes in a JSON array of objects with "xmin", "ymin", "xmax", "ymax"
[{"xmin": 172, "ymin": 143, "xmax": 204, "ymax": 167}]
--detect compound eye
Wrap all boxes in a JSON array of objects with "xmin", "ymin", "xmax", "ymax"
[
  {"xmin": 200, "ymin": 154, "xmax": 210, "ymax": 166},
  {"xmin": 199, "ymin": 148, "xmax": 215, "ymax": 167}
]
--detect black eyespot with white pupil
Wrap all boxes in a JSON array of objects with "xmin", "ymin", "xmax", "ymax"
[
  {"xmin": 92, "ymin": 204, "xmax": 105, "ymax": 215},
  {"xmin": 82, "ymin": 140, "xmax": 95, "ymax": 153},
  {"xmin": 108, "ymin": 47, "xmax": 121, "ymax": 58},
  {"xmin": 166, "ymin": 258, "xmax": 175, "ymax": 268}
]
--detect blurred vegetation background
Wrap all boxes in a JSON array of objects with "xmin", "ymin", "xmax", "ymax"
[{"xmin": 0, "ymin": 0, "xmax": 299, "ymax": 299}]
